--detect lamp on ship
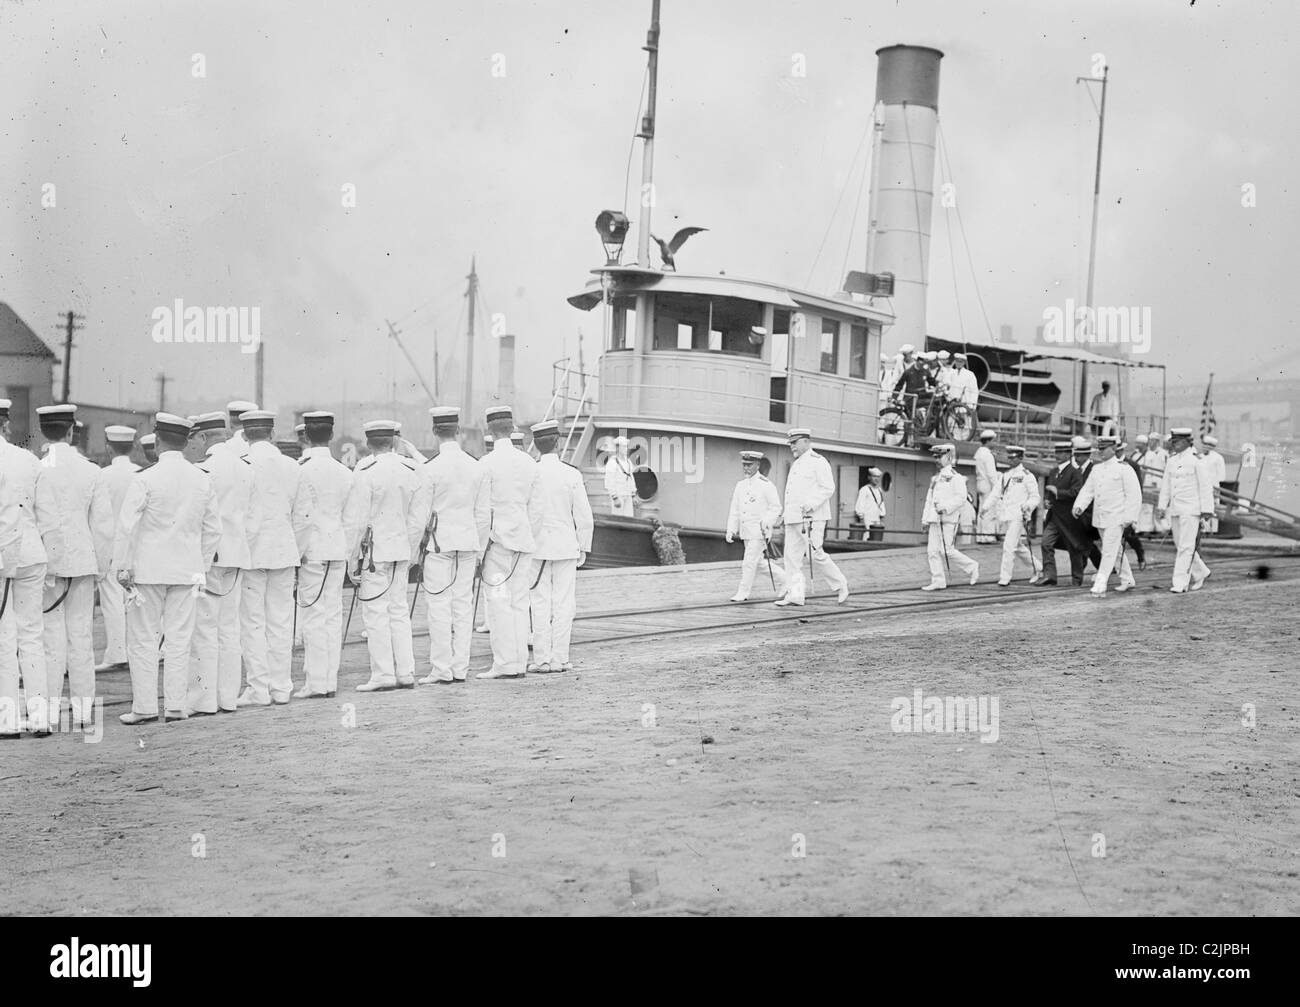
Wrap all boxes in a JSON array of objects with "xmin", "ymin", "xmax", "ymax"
[{"xmin": 595, "ymin": 210, "xmax": 631, "ymax": 265}]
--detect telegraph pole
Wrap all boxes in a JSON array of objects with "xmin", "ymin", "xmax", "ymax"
[
  {"xmin": 56, "ymin": 311, "xmax": 85, "ymax": 403},
  {"xmin": 156, "ymin": 372, "xmax": 169, "ymax": 411},
  {"xmin": 464, "ymin": 257, "xmax": 478, "ymax": 418}
]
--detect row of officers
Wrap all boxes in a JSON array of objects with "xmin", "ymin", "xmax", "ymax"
[{"xmin": 0, "ymin": 399, "xmax": 593, "ymax": 736}]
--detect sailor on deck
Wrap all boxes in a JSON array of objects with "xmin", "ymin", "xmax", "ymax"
[
  {"xmin": 725, "ymin": 450, "xmax": 784, "ymax": 602},
  {"xmin": 775, "ymin": 429, "xmax": 848, "ymax": 606},
  {"xmin": 1159, "ymin": 427, "xmax": 1214, "ymax": 593},
  {"xmin": 95, "ymin": 425, "xmax": 140, "ymax": 672},
  {"xmin": 973, "ymin": 430, "xmax": 998, "ymax": 542},
  {"xmin": 604, "ymin": 435, "xmax": 636, "ymax": 516},
  {"xmin": 921, "ymin": 443, "xmax": 979, "ymax": 590}
]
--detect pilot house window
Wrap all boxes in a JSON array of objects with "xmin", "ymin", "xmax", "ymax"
[
  {"xmin": 849, "ymin": 324, "xmax": 868, "ymax": 379},
  {"xmin": 820, "ymin": 318, "xmax": 840, "ymax": 374},
  {"xmin": 652, "ymin": 293, "xmax": 763, "ymax": 357}
]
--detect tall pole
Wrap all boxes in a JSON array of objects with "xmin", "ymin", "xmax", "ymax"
[
  {"xmin": 385, "ymin": 318, "xmax": 437, "ymax": 404},
  {"xmin": 631, "ymin": 0, "xmax": 661, "ymax": 415},
  {"xmin": 57, "ymin": 310, "xmax": 84, "ymax": 403},
  {"xmin": 432, "ymin": 329, "xmax": 440, "ymax": 400},
  {"xmin": 156, "ymin": 372, "xmax": 168, "ymax": 412},
  {"xmin": 464, "ymin": 256, "xmax": 478, "ymax": 418},
  {"xmin": 255, "ymin": 341, "xmax": 265, "ymax": 406},
  {"xmin": 1078, "ymin": 65, "xmax": 1108, "ymax": 420}
]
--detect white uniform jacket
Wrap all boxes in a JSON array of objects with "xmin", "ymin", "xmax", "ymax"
[
  {"xmin": 0, "ymin": 439, "xmax": 53, "ymax": 569},
  {"xmin": 922, "ymin": 466, "xmax": 969, "ymax": 526},
  {"xmin": 343, "ymin": 452, "xmax": 423, "ymax": 563},
  {"xmin": 529, "ymin": 454, "xmax": 595, "ymax": 560},
  {"xmin": 38, "ymin": 442, "xmax": 113, "ymax": 576},
  {"xmin": 1158, "ymin": 449, "xmax": 1214, "ymax": 517},
  {"xmin": 989, "ymin": 464, "xmax": 1041, "ymax": 524},
  {"xmin": 603, "ymin": 455, "xmax": 636, "ymax": 499},
  {"xmin": 1074, "ymin": 457, "xmax": 1141, "ymax": 529},
  {"xmin": 292, "ymin": 446, "xmax": 354, "ymax": 562},
  {"xmin": 245, "ymin": 441, "xmax": 302, "ymax": 569},
  {"xmin": 854, "ymin": 484, "xmax": 886, "ymax": 526},
  {"xmin": 477, "ymin": 440, "xmax": 539, "ymax": 553},
  {"xmin": 973, "ymin": 445, "xmax": 997, "ymax": 495},
  {"xmin": 781, "ymin": 450, "xmax": 835, "ymax": 524},
  {"xmin": 99, "ymin": 455, "xmax": 140, "ymax": 524},
  {"xmin": 196, "ymin": 442, "xmax": 254, "ymax": 569},
  {"xmin": 728, "ymin": 473, "xmax": 782, "ymax": 540},
  {"xmin": 944, "ymin": 368, "xmax": 979, "ymax": 410},
  {"xmin": 112, "ymin": 452, "xmax": 222, "ymax": 585},
  {"xmin": 413, "ymin": 440, "xmax": 486, "ymax": 554}
]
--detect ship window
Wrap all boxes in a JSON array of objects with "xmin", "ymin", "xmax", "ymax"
[
  {"xmin": 652, "ymin": 293, "xmax": 763, "ymax": 357},
  {"xmin": 611, "ymin": 304, "xmax": 636, "ymax": 350},
  {"xmin": 849, "ymin": 324, "xmax": 868, "ymax": 378},
  {"xmin": 770, "ymin": 376, "xmax": 787, "ymax": 423},
  {"xmin": 820, "ymin": 318, "xmax": 840, "ymax": 374}
]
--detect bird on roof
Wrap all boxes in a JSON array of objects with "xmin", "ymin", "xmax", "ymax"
[{"xmin": 651, "ymin": 227, "xmax": 708, "ymax": 271}]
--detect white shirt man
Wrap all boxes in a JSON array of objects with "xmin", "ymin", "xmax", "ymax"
[
  {"xmin": 1200, "ymin": 434, "xmax": 1227, "ymax": 532},
  {"xmin": 921, "ymin": 444, "xmax": 979, "ymax": 590},
  {"xmin": 603, "ymin": 436, "xmax": 636, "ymax": 516},
  {"xmin": 776, "ymin": 429, "xmax": 848, "ymax": 606},
  {"xmin": 290, "ymin": 411, "xmax": 354, "ymax": 699},
  {"xmin": 944, "ymin": 354, "xmax": 980, "ymax": 410},
  {"xmin": 972, "ymin": 430, "xmax": 998, "ymax": 541},
  {"xmin": 0, "ymin": 399, "xmax": 56, "ymax": 735},
  {"xmin": 113, "ymin": 414, "xmax": 222, "ymax": 723},
  {"xmin": 95, "ymin": 426, "xmax": 140, "ymax": 671},
  {"xmin": 1139, "ymin": 436, "xmax": 1169, "ymax": 533},
  {"xmin": 526, "ymin": 420, "xmax": 594, "ymax": 673},
  {"xmin": 726, "ymin": 451, "xmax": 785, "ymax": 602},
  {"xmin": 35, "ymin": 405, "xmax": 114, "ymax": 729},
  {"xmin": 988, "ymin": 446, "xmax": 1041, "ymax": 586},
  {"xmin": 413, "ymin": 407, "xmax": 486, "ymax": 684},
  {"xmin": 344, "ymin": 421, "xmax": 424, "ymax": 690},
  {"xmin": 1073, "ymin": 436, "xmax": 1141, "ymax": 595},
  {"xmin": 854, "ymin": 467, "xmax": 887, "ymax": 531},
  {"xmin": 237, "ymin": 411, "xmax": 303, "ymax": 706},
  {"xmin": 475, "ymin": 406, "xmax": 539, "ymax": 679},
  {"xmin": 1089, "ymin": 383, "xmax": 1119, "ymax": 437},
  {"xmin": 1158, "ymin": 429, "xmax": 1214, "ymax": 592},
  {"xmin": 186, "ymin": 413, "xmax": 253, "ymax": 715}
]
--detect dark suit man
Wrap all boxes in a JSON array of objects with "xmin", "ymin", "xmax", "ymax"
[
  {"xmin": 1038, "ymin": 442, "xmax": 1075, "ymax": 586},
  {"xmin": 1119, "ymin": 442, "xmax": 1146, "ymax": 568},
  {"xmin": 1070, "ymin": 443, "xmax": 1103, "ymax": 582}
]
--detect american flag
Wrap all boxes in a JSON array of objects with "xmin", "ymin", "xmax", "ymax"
[{"xmin": 1199, "ymin": 373, "xmax": 1216, "ymax": 439}]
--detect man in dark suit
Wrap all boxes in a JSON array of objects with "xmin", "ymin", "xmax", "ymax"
[
  {"xmin": 1069, "ymin": 438, "xmax": 1104, "ymax": 584},
  {"xmin": 1037, "ymin": 441, "xmax": 1076, "ymax": 586},
  {"xmin": 1118, "ymin": 439, "xmax": 1146, "ymax": 569}
]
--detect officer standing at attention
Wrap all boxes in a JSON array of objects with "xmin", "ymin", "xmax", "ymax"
[
  {"xmin": 475, "ymin": 405, "xmax": 539, "ymax": 680},
  {"xmin": 95, "ymin": 426, "xmax": 140, "ymax": 673},
  {"xmin": 525, "ymin": 419, "xmax": 593, "ymax": 673},
  {"xmin": 290, "ymin": 411, "xmax": 353, "ymax": 699},
  {"xmin": 35, "ymin": 405, "xmax": 113, "ymax": 729},
  {"xmin": 920, "ymin": 443, "xmax": 979, "ymax": 591},
  {"xmin": 603, "ymin": 435, "xmax": 636, "ymax": 516},
  {"xmin": 187, "ymin": 412, "xmax": 252, "ymax": 716},
  {"xmin": 224, "ymin": 400, "xmax": 258, "ymax": 459},
  {"xmin": 236, "ymin": 410, "xmax": 302, "ymax": 707},
  {"xmin": 988, "ymin": 445, "xmax": 1040, "ymax": 586},
  {"xmin": 776, "ymin": 429, "xmax": 849, "ymax": 606},
  {"xmin": 413, "ymin": 407, "xmax": 485, "ymax": 685},
  {"xmin": 1073, "ymin": 434, "xmax": 1141, "ymax": 596},
  {"xmin": 1158, "ymin": 427, "xmax": 1214, "ymax": 593},
  {"xmin": 0, "ymin": 398, "xmax": 55, "ymax": 735},
  {"xmin": 725, "ymin": 450, "xmax": 784, "ymax": 603},
  {"xmin": 973, "ymin": 430, "xmax": 998, "ymax": 542},
  {"xmin": 344, "ymin": 420, "xmax": 423, "ymax": 690},
  {"xmin": 853, "ymin": 467, "xmax": 887, "ymax": 538},
  {"xmin": 114, "ymin": 414, "xmax": 221, "ymax": 724}
]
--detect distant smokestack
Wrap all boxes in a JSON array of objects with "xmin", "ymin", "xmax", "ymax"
[
  {"xmin": 865, "ymin": 45, "xmax": 943, "ymax": 357},
  {"xmin": 497, "ymin": 334, "xmax": 516, "ymax": 405}
]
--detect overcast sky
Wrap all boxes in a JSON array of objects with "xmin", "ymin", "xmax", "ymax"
[{"xmin": 2, "ymin": 0, "xmax": 1295, "ymax": 420}]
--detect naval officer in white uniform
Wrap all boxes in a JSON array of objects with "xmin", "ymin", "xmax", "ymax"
[
  {"xmin": 988, "ymin": 445, "xmax": 1041, "ymax": 586},
  {"xmin": 921, "ymin": 443, "xmax": 979, "ymax": 590},
  {"xmin": 223, "ymin": 400, "xmax": 257, "ymax": 459},
  {"xmin": 114, "ymin": 413, "xmax": 221, "ymax": 723},
  {"xmin": 725, "ymin": 450, "xmax": 784, "ymax": 602},
  {"xmin": 1073, "ymin": 434, "xmax": 1141, "ymax": 596},
  {"xmin": 95, "ymin": 425, "xmax": 140, "ymax": 672},
  {"xmin": 776, "ymin": 428, "xmax": 849, "ymax": 606},
  {"xmin": 1159, "ymin": 427, "xmax": 1214, "ymax": 593}
]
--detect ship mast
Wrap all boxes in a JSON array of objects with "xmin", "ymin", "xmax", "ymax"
[
  {"xmin": 630, "ymin": 0, "xmax": 661, "ymax": 411},
  {"xmin": 1077, "ymin": 65, "xmax": 1109, "ymax": 421}
]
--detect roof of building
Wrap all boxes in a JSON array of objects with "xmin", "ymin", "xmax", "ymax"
[{"xmin": 0, "ymin": 303, "xmax": 57, "ymax": 359}]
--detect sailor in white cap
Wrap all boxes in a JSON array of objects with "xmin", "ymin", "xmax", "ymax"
[
  {"xmin": 343, "ymin": 419, "xmax": 423, "ymax": 690},
  {"xmin": 139, "ymin": 433, "xmax": 158, "ymax": 469},
  {"xmin": 0, "ymin": 397, "xmax": 57, "ymax": 736},
  {"xmin": 235, "ymin": 410, "xmax": 303, "ymax": 707},
  {"xmin": 776, "ymin": 429, "xmax": 849, "ymax": 605},
  {"xmin": 94, "ymin": 425, "xmax": 140, "ymax": 672},
  {"xmin": 1072, "ymin": 434, "xmax": 1140, "ymax": 596},
  {"xmin": 525, "ymin": 419, "xmax": 593, "ymax": 672},
  {"xmin": 1200, "ymin": 434, "xmax": 1226, "ymax": 532},
  {"xmin": 1128, "ymin": 433, "xmax": 1148, "ymax": 466},
  {"xmin": 987, "ymin": 445, "xmax": 1041, "ymax": 586},
  {"xmin": 35, "ymin": 405, "xmax": 114, "ymax": 729},
  {"xmin": 475, "ymin": 405, "xmax": 539, "ymax": 679},
  {"xmin": 920, "ymin": 443, "xmax": 979, "ymax": 590},
  {"xmin": 935, "ymin": 350, "xmax": 954, "ymax": 393},
  {"xmin": 412, "ymin": 406, "xmax": 484, "ymax": 684},
  {"xmin": 187, "ymin": 412, "xmax": 253, "ymax": 715},
  {"xmin": 1139, "ymin": 432, "xmax": 1168, "ymax": 534},
  {"xmin": 725, "ymin": 450, "xmax": 785, "ymax": 602},
  {"xmin": 973, "ymin": 430, "xmax": 999, "ymax": 542},
  {"xmin": 853, "ymin": 467, "xmax": 886, "ymax": 537},
  {"xmin": 288, "ymin": 411, "xmax": 353, "ymax": 698},
  {"xmin": 603, "ymin": 433, "xmax": 636, "ymax": 516},
  {"xmin": 224, "ymin": 400, "xmax": 258, "ymax": 459},
  {"xmin": 946, "ymin": 352, "xmax": 980, "ymax": 412},
  {"xmin": 879, "ymin": 352, "xmax": 901, "ymax": 390},
  {"xmin": 114, "ymin": 413, "xmax": 221, "ymax": 724},
  {"xmin": 1158, "ymin": 428, "xmax": 1213, "ymax": 592}
]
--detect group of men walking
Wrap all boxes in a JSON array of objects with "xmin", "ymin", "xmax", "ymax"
[{"xmin": 0, "ymin": 398, "xmax": 593, "ymax": 737}]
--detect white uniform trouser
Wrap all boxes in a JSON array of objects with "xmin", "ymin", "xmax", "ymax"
[
  {"xmin": 127, "ymin": 583, "xmax": 198, "ymax": 716},
  {"xmin": 189, "ymin": 566, "xmax": 242, "ymax": 713},
  {"xmin": 735, "ymin": 536, "xmax": 785, "ymax": 599},
  {"xmin": 1170, "ymin": 514, "xmax": 1210, "ymax": 591},
  {"xmin": 609, "ymin": 495, "xmax": 633, "ymax": 517},
  {"xmin": 782, "ymin": 520, "xmax": 847, "ymax": 604},
  {"xmin": 241, "ymin": 567, "xmax": 296, "ymax": 702},
  {"xmin": 1091, "ymin": 524, "xmax": 1135, "ymax": 594},
  {"xmin": 530, "ymin": 557, "xmax": 577, "ymax": 667},
  {"xmin": 42, "ymin": 574, "xmax": 97, "ymax": 724},
  {"xmin": 483, "ymin": 545, "xmax": 530, "ymax": 675},
  {"xmin": 359, "ymin": 560, "xmax": 414, "ymax": 686},
  {"xmin": 423, "ymin": 551, "xmax": 475, "ymax": 681},
  {"xmin": 299, "ymin": 560, "xmax": 344, "ymax": 694},
  {"xmin": 975, "ymin": 482, "xmax": 998, "ymax": 540},
  {"xmin": 926, "ymin": 519, "xmax": 979, "ymax": 586},
  {"xmin": 998, "ymin": 517, "xmax": 1040, "ymax": 583},
  {"xmin": 98, "ymin": 567, "xmax": 128, "ymax": 664},
  {"xmin": 0, "ymin": 564, "xmax": 48, "ymax": 732}
]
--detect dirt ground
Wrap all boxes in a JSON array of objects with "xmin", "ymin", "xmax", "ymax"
[{"xmin": 4, "ymin": 544, "xmax": 1297, "ymax": 916}]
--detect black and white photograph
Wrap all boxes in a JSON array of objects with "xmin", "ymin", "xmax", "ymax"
[{"xmin": 0, "ymin": 0, "xmax": 1294, "ymax": 941}]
